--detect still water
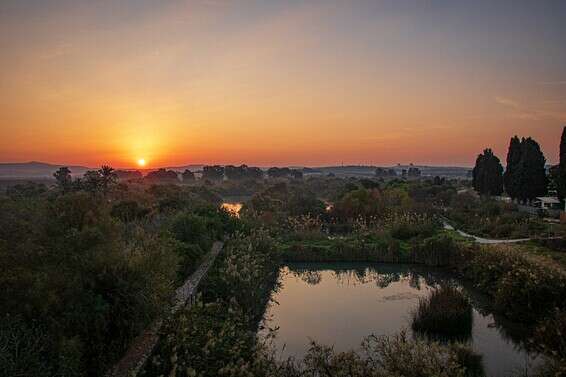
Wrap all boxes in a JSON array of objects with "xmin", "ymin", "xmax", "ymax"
[{"xmin": 261, "ymin": 263, "xmax": 538, "ymax": 377}]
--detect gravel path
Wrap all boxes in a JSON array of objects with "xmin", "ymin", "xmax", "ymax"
[{"xmin": 442, "ymin": 222, "xmax": 562, "ymax": 244}]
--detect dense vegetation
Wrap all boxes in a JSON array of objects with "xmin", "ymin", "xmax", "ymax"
[
  {"xmin": 0, "ymin": 170, "xmax": 239, "ymax": 376},
  {"xmin": 2, "ymin": 144, "xmax": 566, "ymax": 376}
]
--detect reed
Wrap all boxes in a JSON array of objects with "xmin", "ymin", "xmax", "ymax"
[{"xmin": 411, "ymin": 286, "xmax": 473, "ymax": 341}]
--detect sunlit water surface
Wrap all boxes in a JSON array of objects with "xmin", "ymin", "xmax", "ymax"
[{"xmin": 261, "ymin": 263, "xmax": 538, "ymax": 377}]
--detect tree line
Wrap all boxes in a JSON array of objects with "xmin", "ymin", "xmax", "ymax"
[{"xmin": 472, "ymin": 127, "xmax": 566, "ymax": 203}]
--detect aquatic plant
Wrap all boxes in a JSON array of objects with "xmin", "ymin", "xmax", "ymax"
[{"xmin": 411, "ymin": 286, "xmax": 473, "ymax": 341}]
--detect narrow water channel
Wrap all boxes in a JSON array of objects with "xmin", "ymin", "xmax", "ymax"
[{"xmin": 261, "ymin": 263, "xmax": 538, "ymax": 377}]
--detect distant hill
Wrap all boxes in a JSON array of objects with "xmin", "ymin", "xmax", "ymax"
[
  {"xmin": 0, "ymin": 161, "xmax": 92, "ymax": 178},
  {"xmin": 308, "ymin": 165, "xmax": 472, "ymax": 178},
  {"xmin": 161, "ymin": 164, "xmax": 204, "ymax": 172}
]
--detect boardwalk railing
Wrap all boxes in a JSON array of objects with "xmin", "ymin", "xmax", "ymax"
[{"xmin": 106, "ymin": 241, "xmax": 223, "ymax": 377}]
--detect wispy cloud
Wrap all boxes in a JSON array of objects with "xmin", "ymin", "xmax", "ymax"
[
  {"xmin": 538, "ymin": 80, "xmax": 566, "ymax": 86},
  {"xmin": 494, "ymin": 96, "xmax": 566, "ymax": 122},
  {"xmin": 494, "ymin": 96, "xmax": 519, "ymax": 109}
]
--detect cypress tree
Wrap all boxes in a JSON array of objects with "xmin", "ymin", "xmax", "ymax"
[
  {"xmin": 558, "ymin": 126, "xmax": 566, "ymax": 200},
  {"xmin": 473, "ymin": 149, "xmax": 504, "ymax": 196},
  {"xmin": 504, "ymin": 136, "xmax": 522, "ymax": 200},
  {"xmin": 518, "ymin": 137, "xmax": 548, "ymax": 202}
]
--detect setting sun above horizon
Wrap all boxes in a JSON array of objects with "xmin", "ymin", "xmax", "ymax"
[
  {"xmin": 0, "ymin": 1, "xmax": 565, "ymax": 167},
  {"xmin": 137, "ymin": 159, "xmax": 146, "ymax": 167}
]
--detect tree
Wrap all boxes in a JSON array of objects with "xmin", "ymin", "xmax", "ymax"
[
  {"xmin": 115, "ymin": 170, "xmax": 142, "ymax": 181},
  {"xmin": 145, "ymin": 169, "xmax": 179, "ymax": 183},
  {"xmin": 557, "ymin": 127, "xmax": 566, "ymax": 200},
  {"xmin": 182, "ymin": 169, "xmax": 195, "ymax": 182},
  {"xmin": 99, "ymin": 165, "xmax": 117, "ymax": 194},
  {"xmin": 53, "ymin": 167, "xmax": 72, "ymax": 192},
  {"xmin": 504, "ymin": 136, "xmax": 522, "ymax": 200},
  {"xmin": 82, "ymin": 170, "xmax": 103, "ymax": 193},
  {"xmin": 472, "ymin": 149, "xmax": 504, "ymax": 196},
  {"xmin": 518, "ymin": 137, "xmax": 548, "ymax": 202},
  {"xmin": 202, "ymin": 165, "xmax": 224, "ymax": 181},
  {"xmin": 504, "ymin": 136, "xmax": 548, "ymax": 202}
]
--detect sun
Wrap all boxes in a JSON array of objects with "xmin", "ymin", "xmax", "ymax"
[{"xmin": 137, "ymin": 158, "xmax": 146, "ymax": 167}]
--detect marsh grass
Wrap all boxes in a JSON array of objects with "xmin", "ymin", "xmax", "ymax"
[{"xmin": 411, "ymin": 286, "xmax": 473, "ymax": 342}]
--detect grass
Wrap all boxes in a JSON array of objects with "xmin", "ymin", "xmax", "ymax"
[{"xmin": 411, "ymin": 286, "xmax": 473, "ymax": 342}]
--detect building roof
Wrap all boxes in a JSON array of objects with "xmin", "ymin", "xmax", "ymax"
[{"xmin": 535, "ymin": 197, "xmax": 561, "ymax": 204}]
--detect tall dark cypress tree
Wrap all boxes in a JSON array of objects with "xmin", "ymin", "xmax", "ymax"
[
  {"xmin": 558, "ymin": 126, "xmax": 566, "ymax": 200},
  {"xmin": 473, "ymin": 149, "xmax": 504, "ymax": 196},
  {"xmin": 504, "ymin": 136, "xmax": 522, "ymax": 200},
  {"xmin": 518, "ymin": 137, "xmax": 548, "ymax": 202}
]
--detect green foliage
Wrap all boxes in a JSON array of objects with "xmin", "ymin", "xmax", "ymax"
[
  {"xmin": 0, "ymin": 180, "xmax": 237, "ymax": 375},
  {"xmin": 411, "ymin": 233, "xmax": 461, "ymax": 266},
  {"xmin": 459, "ymin": 245, "xmax": 566, "ymax": 322},
  {"xmin": 258, "ymin": 332, "xmax": 483, "ymax": 377},
  {"xmin": 331, "ymin": 187, "xmax": 384, "ymax": 220},
  {"xmin": 411, "ymin": 286, "xmax": 473, "ymax": 341},
  {"xmin": 387, "ymin": 212, "xmax": 439, "ymax": 240},
  {"xmin": 144, "ymin": 231, "xmax": 280, "ymax": 377},
  {"xmin": 54, "ymin": 166, "xmax": 73, "ymax": 192},
  {"xmin": 110, "ymin": 200, "xmax": 150, "ymax": 222},
  {"xmin": 447, "ymin": 194, "xmax": 550, "ymax": 239}
]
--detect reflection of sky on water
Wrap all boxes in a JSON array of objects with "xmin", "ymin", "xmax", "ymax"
[
  {"xmin": 221, "ymin": 202, "xmax": 243, "ymax": 217},
  {"xmin": 261, "ymin": 263, "xmax": 538, "ymax": 377}
]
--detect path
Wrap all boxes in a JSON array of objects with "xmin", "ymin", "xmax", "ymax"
[
  {"xmin": 442, "ymin": 222, "xmax": 531, "ymax": 244},
  {"xmin": 106, "ymin": 241, "xmax": 223, "ymax": 377}
]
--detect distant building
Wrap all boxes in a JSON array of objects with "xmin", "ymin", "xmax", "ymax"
[
  {"xmin": 408, "ymin": 167, "xmax": 421, "ymax": 177},
  {"xmin": 532, "ymin": 197, "xmax": 562, "ymax": 211}
]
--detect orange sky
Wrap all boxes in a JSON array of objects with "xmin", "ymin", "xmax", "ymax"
[{"xmin": 1, "ymin": 1, "xmax": 565, "ymax": 168}]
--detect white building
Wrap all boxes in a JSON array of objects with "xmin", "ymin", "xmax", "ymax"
[{"xmin": 532, "ymin": 197, "xmax": 562, "ymax": 211}]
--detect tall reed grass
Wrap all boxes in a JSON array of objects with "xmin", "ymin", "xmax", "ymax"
[{"xmin": 411, "ymin": 286, "xmax": 473, "ymax": 341}]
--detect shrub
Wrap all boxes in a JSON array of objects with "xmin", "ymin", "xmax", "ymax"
[
  {"xmin": 411, "ymin": 233, "xmax": 459, "ymax": 266},
  {"xmin": 362, "ymin": 332, "xmax": 483, "ymax": 377},
  {"xmin": 411, "ymin": 286, "xmax": 473, "ymax": 341},
  {"xmin": 388, "ymin": 212, "xmax": 439, "ymax": 240},
  {"xmin": 532, "ymin": 309, "xmax": 566, "ymax": 359},
  {"xmin": 460, "ymin": 246, "xmax": 566, "ymax": 322}
]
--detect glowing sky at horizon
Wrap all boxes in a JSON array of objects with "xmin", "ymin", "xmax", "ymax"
[{"xmin": 1, "ymin": 0, "xmax": 565, "ymax": 168}]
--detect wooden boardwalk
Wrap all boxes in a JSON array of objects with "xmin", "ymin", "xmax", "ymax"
[{"xmin": 106, "ymin": 241, "xmax": 223, "ymax": 377}]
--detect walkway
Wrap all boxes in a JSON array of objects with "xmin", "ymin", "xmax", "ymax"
[
  {"xmin": 442, "ymin": 222, "xmax": 531, "ymax": 244},
  {"xmin": 106, "ymin": 241, "xmax": 223, "ymax": 377}
]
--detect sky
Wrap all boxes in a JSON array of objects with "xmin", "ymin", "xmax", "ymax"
[{"xmin": 1, "ymin": 0, "xmax": 565, "ymax": 168}]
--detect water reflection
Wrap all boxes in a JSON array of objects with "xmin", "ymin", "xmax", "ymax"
[
  {"xmin": 221, "ymin": 202, "xmax": 243, "ymax": 217},
  {"xmin": 262, "ymin": 263, "xmax": 539, "ymax": 377}
]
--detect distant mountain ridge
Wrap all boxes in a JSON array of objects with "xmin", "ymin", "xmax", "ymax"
[
  {"xmin": 0, "ymin": 161, "xmax": 472, "ymax": 179},
  {"xmin": 0, "ymin": 161, "xmax": 92, "ymax": 178}
]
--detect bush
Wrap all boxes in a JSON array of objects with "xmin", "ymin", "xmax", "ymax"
[
  {"xmin": 460, "ymin": 246, "xmax": 566, "ymax": 322},
  {"xmin": 388, "ymin": 212, "xmax": 439, "ymax": 240},
  {"xmin": 532, "ymin": 309, "xmax": 566, "ymax": 359},
  {"xmin": 0, "ymin": 192, "xmax": 180, "ymax": 375},
  {"xmin": 411, "ymin": 233, "xmax": 459, "ymax": 266},
  {"xmin": 411, "ymin": 286, "xmax": 473, "ymax": 341}
]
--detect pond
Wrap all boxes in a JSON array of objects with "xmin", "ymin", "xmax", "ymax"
[
  {"xmin": 220, "ymin": 197, "xmax": 247, "ymax": 217},
  {"xmin": 261, "ymin": 263, "xmax": 538, "ymax": 377}
]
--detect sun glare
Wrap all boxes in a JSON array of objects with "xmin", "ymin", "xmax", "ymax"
[{"xmin": 137, "ymin": 158, "xmax": 146, "ymax": 167}]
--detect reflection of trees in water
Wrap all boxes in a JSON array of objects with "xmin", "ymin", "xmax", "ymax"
[
  {"xmin": 294, "ymin": 270, "xmax": 322, "ymax": 285},
  {"xmin": 287, "ymin": 263, "xmax": 453, "ymax": 289},
  {"xmin": 284, "ymin": 263, "xmax": 536, "ymax": 356}
]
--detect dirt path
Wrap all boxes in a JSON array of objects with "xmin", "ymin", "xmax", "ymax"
[
  {"xmin": 106, "ymin": 241, "xmax": 223, "ymax": 377},
  {"xmin": 442, "ymin": 222, "xmax": 561, "ymax": 244}
]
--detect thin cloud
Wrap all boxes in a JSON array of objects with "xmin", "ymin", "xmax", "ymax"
[
  {"xmin": 495, "ymin": 96, "xmax": 519, "ymax": 109},
  {"xmin": 538, "ymin": 80, "xmax": 566, "ymax": 85}
]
